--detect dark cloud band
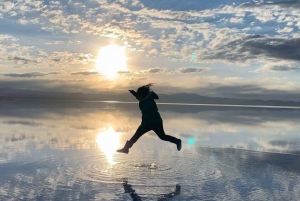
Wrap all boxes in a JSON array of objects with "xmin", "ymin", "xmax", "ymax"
[
  {"xmin": 202, "ymin": 35, "xmax": 300, "ymax": 62},
  {"xmin": 177, "ymin": 67, "xmax": 210, "ymax": 74},
  {"xmin": 1, "ymin": 72, "xmax": 58, "ymax": 78},
  {"xmin": 71, "ymin": 71, "xmax": 99, "ymax": 75}
]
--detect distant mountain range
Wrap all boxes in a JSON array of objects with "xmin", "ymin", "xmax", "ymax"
[{"xmin": 0, "ymin": 88, "xmax": 299, "ymax": 106}]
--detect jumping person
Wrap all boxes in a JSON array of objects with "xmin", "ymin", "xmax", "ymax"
[{"xmin": 117, "ymin": 84, "xmax": 182, "ymax": 154}]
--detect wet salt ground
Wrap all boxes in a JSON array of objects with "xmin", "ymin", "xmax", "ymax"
[
  {"xmin": 0, "ymin": 100, "xmax": 300, "ymax": 200},
  {"xmin": 1, "ymin": 146, "xmax": 300, "ymax": 200}
]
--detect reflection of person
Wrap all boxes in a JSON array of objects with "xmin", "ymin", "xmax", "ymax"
[
  {"xmin": 121, "ymin": 178, "xmax": 180, "ymax": 201},
  {"xmin": 117, "ymin": 84, "xmax": 182, "ymax": 154},
  {"xmin": 157, "ymin": 184, "xmax": 181, "ymax": 200},
  {"xmin": 122, "ymin": 180, "xmax": 143, "ymax": 201}
]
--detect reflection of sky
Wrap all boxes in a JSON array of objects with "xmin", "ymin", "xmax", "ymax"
[
  {"xmin": 1, "ymin": 101, "xmax": 300, "ymax": 163},
  {"xmin": 96, "ymin": 127, "xmax": 121, "ymax": 165},
  {"xmin": 1, "ymin": 101, "xmax": 300, "ymax": 200}
]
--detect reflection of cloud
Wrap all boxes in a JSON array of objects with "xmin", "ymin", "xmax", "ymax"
[
  {"xmin": 251, "ymin": 137, "xmax": 300, "ymax": 154},
  {"xmin": 269, "ymin": 140, "xmax": 299, "ymax": 147},
  {"xmin": 179, "ymin": 133, "xmax": 196, "ymax": 139},
  {"xmin": 71, "ymin": 126, "xmax": 97, "ymax": 131},
  {"xmin": 197, "ymin": 147, "xmax": 300, "ymax": 200},
  {"xmin": 1, "ymin": 101, "xmax": 300, "ymax": 157},
  {"xmin": 221, "ymin": 143, "xmax": 248, "ymax": 150},
  {"xmin": 5, "ymin": 135, "xmax": 35, "ymax": 142}
]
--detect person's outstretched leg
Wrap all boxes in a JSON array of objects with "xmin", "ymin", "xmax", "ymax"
[
  {"xmin": 117, "ymin": 126, "xmax": 150, "ymax": 154},
  {"xmin": 152, "ymin": 123, "xmax": 182, "ymax": 151}
]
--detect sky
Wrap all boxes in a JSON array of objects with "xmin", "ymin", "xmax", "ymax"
[{"xmin": 0, "ymin": 0, "xmax": 300, "ymax": 100}]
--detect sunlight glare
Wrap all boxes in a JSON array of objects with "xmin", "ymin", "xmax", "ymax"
[
  {"xmin": 96, "ymin": 127, "xmax": 121, "ymax": 165},
  {"xmin": 96, "ymin": 45, "xmax": 127, "ymax": 79}
]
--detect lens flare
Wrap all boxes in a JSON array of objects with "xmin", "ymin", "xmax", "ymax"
[{"xmin": 191, "ymin": 53, "xmax": 196, "ymax": 59}]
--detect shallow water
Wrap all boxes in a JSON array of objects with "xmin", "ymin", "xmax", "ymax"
[{"xmin": 0, "ymin": 100, "xmax": 300, "ymax": 200}]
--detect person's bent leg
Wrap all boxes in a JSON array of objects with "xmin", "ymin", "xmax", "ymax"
[
  {"xmin": 117, "ymin": 125, "xmax": 150, "ymax": 154},
  {"xmin": 152, "ymin": 123, "xmax": 182, "ymax": 151},
  {"xmin": 128, "ymin": 126, "xmax": 149, "ymax": 146}
]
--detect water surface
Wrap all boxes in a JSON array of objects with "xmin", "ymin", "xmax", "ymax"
[{"xmin": 0, "ymin": 100, "xmax": 300, "ymax": 200}]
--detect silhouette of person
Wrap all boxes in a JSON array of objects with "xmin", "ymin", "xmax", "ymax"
[{"xmin": 117, "ymin": 84, "xmax": 182, "ymax": 154}]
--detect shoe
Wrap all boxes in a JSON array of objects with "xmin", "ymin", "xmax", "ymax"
[
  {"xmin": 117, "ymin": 141, "xmax": 131, "ymax": 154},
  {"xmin": 117, "ymin": 147, "xmax": 129, "ymax": 154},
  {"xmin": 176, "ymin": 139, "xmax": 182, "ymax": 151}
]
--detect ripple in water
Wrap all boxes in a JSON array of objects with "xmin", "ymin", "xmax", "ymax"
[{"xmin": 0, "ymin": 151, "xmax": 225, "ymax": 200}]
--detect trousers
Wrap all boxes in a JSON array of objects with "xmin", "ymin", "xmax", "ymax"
[{"xmin": 128, "ymin": 122, "xmax": 179, "ymax": 147}]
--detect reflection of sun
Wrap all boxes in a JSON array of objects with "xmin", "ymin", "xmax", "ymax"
[
  {"xmin": 96, "ymin": 127, "xmax": 120, "ymax": 165},
  {"xmin": 96, "ymin": 45, "xmax": 127, "ymax": 79}
]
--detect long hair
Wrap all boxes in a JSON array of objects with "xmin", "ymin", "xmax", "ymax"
[{"xmin": 137, "ymin": 83, "xmax": 154, "ymax": 98}]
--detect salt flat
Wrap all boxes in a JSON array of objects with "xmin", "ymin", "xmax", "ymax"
[{"xmin": 0, "ymin": 100, "xmax": 299, "ymax": 200}]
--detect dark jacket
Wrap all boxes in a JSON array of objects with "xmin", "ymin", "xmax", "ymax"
[{"xmin": 131, "ymin": 91, "xmax": 163, "ymax": 129}]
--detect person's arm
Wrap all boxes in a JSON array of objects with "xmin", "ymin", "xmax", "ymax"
[
  {"xmin": 152, "ymin": 91, "xmax": 159, "ymax": 100},
  {"xmin": 129, "ymin": 90, "xmax": 140, "ymax": 101}
]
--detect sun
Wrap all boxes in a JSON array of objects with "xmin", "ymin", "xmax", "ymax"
[{"xmin": 96, "ymin": 45, "xmax": 127, "ymax": 79}]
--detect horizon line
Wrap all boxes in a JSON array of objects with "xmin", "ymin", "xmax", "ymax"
[{"xmin": 4, "ymin": 98, "xmax": 300, "ymax": 109}]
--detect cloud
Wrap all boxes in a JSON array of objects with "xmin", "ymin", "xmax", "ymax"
[
  {"xmin": 3, "ymin": 120, "xmax": 42, "ymax": 127},
  {"xmin": 0, "ymin": 0, "xmax": 300, "ymax": 101},
  {"xmin": 0, "ymin": 79, "xmax": 107, "ymax": 94},
  {"xmin": 7, "ymin": 56, "xmax": 37, "ymax": 64},
  {"xmin": 0, "ymin": 0, "xmax": 299, "ymax": 67},
  {"xmin": 255, "ymin": 63, "xmax": 300, "ymax": 72},
  {"xmin": 1, "ymin": 72, "xmax": 58, "ymax": 78},
  {"xmin": 177, "ymin": 67, "xmax": 210, "ymax": 74},
  {"xmin": 148, "ymin": 49, "xmax": 158, "ymax": 54},
  {"xmin": 243, "ymin": 0, "xmax": 300, "ymax": 9},
  {"xmin": 117, "ymin": 70, "xmax": 131, "ymax": 74},
  {"xmin": 229, "ymin": 17, "xmax": 244, "ymax": 23},
  {"xmin": 0, "ymin": 34, "xmax": 17, "ymax": 41},
  {"xmin": 0, "ymin": 1, "xmax": 15, "ymax": 12},
  {"xmin": 277, "ymin": 27, "xmax": 294, "ymax": 34},
  {"xmin": 141, "ymin": 67, "xmax": 167, "ymax": 74},
  {"xmin": 71, "ymin": 71, "xmax": 99, "ymax": 76},
  {"xmin": 269, "ymin": 65, "xmax": 300, "ymax": 71},
  {"xmin": 201, "ymin": 35, "xmax": 300, "ymax": 63},
  {"xmin": 52, "ymin": 58, "xmax": 60, "ymax": 62}
]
